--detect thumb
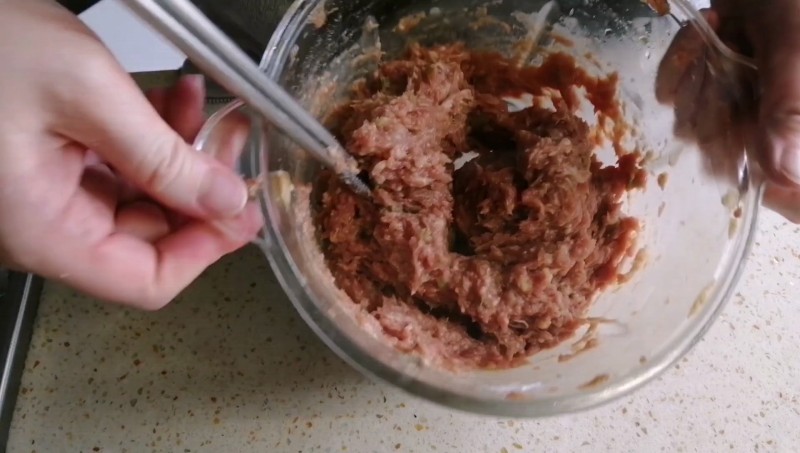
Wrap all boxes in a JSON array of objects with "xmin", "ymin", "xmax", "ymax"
[
  {"xmin": 57, "ymin": 63, "xmax": 248, "ymax": 219},
  {"xmin": 748, "ymin": 0, "xmax": 800, "ymax": 188}
]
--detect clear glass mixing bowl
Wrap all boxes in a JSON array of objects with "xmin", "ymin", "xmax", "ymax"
[{"xmin": 194, "ymin": 0, "xmax": 761, "ymax": 416}]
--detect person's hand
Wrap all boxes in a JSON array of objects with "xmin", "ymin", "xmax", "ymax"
[
  {"xmin": 0, "ymin": 0, "xmax": 262, "ymax": 309},
  {"xmin": 656, "ymin": 0, "xmax": 800, "ymax": 223}
]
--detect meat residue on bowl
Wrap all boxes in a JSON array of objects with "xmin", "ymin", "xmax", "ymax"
[{"xmin": 312, "ymin": 43, "xmax": 646, "ymax": 370}]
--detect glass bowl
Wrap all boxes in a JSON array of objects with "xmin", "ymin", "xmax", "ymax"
[{"xmin": 193, "ymin": 0, "xmax": 760, "ymax": 417}]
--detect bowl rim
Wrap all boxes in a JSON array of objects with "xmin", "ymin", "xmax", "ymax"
[{"xmin": 196, "ymin": 0, "xmax": 764, "ymax": 417}]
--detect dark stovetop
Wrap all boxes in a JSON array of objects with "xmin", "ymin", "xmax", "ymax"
[{"xmin": 0, "ymin": 271, "xmax": 43, "ymax": 449}]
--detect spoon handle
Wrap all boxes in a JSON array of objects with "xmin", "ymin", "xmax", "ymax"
[
  {"xmin": 669, "ymin": 0, "xmax": 757, "ymax": 70},
  {"xmin": 121, "ymin": 0, "xmax": 370, "ymax": 196}
]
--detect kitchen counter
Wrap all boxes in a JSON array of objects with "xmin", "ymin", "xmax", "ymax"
[
  {"xmin": 11, "ymin": 1, "xmax": 799, "ymax": 452},
  {"xmin": 6, "ymin": 207, "xmax": 799, "ymax": 452},
  {"xmin": 15, "ymin": 1, "xmax": 793, "ymax": 451}
]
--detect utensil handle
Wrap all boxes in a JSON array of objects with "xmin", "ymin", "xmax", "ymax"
[{"xmin": 120, "ymin": 0, "xmax": 351, "ymax": 171}]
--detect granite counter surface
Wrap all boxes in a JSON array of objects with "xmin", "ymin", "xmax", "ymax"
[{"xmin": 7, "ymin": 211, "xmax": 799, "ymax": 452}]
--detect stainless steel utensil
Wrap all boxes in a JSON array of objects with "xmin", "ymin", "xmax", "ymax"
[{"xmin": 120, "ymin": 0, "xmax": 371, "ymax": 197}]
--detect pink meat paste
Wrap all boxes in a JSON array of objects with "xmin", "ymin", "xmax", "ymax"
[{"xmin": 313, "ymin": 43, "xmax": 645, "ymax": 370}]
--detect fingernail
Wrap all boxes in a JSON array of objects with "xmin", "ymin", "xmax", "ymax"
[
  {"xmin": 199, "ymin": 166, "xmax": 248, "ymax": 217},
  {"xmin": 181, "ymin": 74, "xmax": 205, "ymax": 89},
  {"xmin": 779, "ymin": 147, "xmax": 800, "ymax": 186}
]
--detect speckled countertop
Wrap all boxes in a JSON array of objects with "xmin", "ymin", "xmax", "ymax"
[{"xmin": 6, "ymin": 208, "xmax": 799, "ymax": 452}]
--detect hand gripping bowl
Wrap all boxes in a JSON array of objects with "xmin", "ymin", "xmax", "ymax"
[{"xmin": 193, "ymin": 0, "xmax": 761, "ymax": 417}]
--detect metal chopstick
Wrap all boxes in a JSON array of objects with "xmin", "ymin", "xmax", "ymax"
[{"xmin": 121, "ymin": 0, "xmax": 371, "ymax": 197}]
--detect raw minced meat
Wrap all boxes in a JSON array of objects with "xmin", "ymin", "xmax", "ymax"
[{"xmin": 313, "ymin": 43, "xmax": 645, "ymax": 370}]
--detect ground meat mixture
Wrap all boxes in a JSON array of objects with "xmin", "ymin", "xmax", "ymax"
[{"xmin": 314, "ymin": 43, "xmax": 645, "ymax": 370}]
